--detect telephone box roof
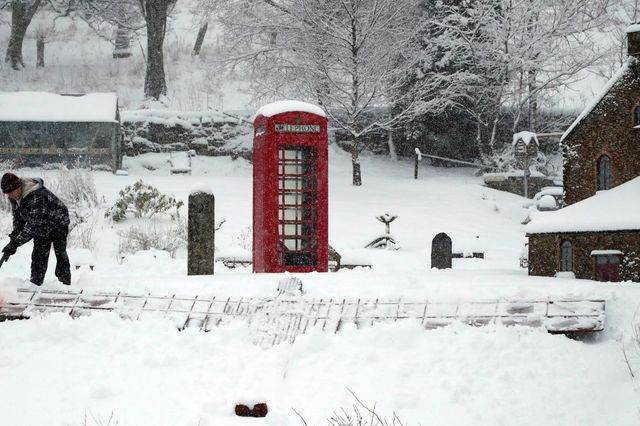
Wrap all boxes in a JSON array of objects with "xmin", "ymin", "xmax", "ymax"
[
  {"xmin": 0, "ymin": 92, "xmax": 119, "ymax": 123},
  {"xmin": 253, "ymin": 100, "xmax": 326, "ymax": 120}
]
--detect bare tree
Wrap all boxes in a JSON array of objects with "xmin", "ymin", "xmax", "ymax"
[
  {"xmin": 190, "ymin": 0, "xmax": 221, "ymax": 56},
  {"xmin": 218, "ymin": 0, "xmax": 449, "ymax": 186},
  {"xmin": 420, "ymin": 0, "xmax": 614, "ymax": 156},
  {"xmin": 3, "ymin": 0, "xmax": 43, "ymax": 69},
  {"xmin": 138, "ymin": 0, "xmax": 176, "ymax": 99},
  {"xmin": 75, "ymin": 0, "xmax": 176, "ymax": 100}
]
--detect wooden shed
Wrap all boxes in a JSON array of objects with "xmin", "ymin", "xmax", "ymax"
[{"xmin": 0, "ymin": 92, "xmax": 122, "ymax": 171}]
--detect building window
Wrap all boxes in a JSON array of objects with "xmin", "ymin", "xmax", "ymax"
[
  {"xmin": 597, "ymin": 155, "xmax": 611, "ymax": 190},
  {"xmin": 560, "ymin": 240, "xmax": 572, "ymax": 272},
  {"xmin": 634, "ymin": 105, "xmax": 640, "ymax": 127}
]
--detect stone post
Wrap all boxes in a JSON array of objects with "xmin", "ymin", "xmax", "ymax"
[
  {"xmin": 431, "ymin": 232, "xmax": 452, "ymax": 269},
  {"xmin": 188, "ymin": 191, "xmax": 215, "ymax": 275}
]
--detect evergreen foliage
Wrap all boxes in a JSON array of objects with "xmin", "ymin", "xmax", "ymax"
[{"xmin": 105, "ymin": 180, "xmax": 183, "ymax": 222}]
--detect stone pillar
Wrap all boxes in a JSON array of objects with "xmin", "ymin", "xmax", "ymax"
[
  {"xmin": 188, "ymin": 191, "xmax": 215, "ymax": 275},
  {"xmin": 431, "ymin": 232, "xmax": 452, "ymax": 269}
]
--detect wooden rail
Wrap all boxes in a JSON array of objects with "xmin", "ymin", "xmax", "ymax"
[{"xmin": 0, "ymin": 288, "xmax": 605, "ymax": 347}]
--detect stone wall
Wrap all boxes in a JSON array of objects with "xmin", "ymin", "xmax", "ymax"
[
  {"xmin": 121, "ymin": 110, "xmax": 253, "ymax": 160},
  {"xmin": 563, "ymin": 60, "xmax": 640, "ymax": 206},
  {"xmin": 528, "ymin": 231, "xmax": 640, "ymax": 282},
  {"xmin": 483, "ymin": 173, "xmax": 557, "ymax": 198}
]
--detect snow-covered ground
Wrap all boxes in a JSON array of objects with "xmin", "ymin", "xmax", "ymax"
[{"xmin": 1, "ymin": 150, "xmax": 639, "ymax": 425}]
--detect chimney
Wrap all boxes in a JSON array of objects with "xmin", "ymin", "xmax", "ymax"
[{"xmin": 627, "ymin": 24, "xmax": 640, "ymax": 57}]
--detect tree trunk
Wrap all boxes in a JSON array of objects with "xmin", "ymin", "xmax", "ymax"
[
  {"xmin": 387, "ymin": 128, "xmax": 397, "ymax": 161},
  {"xmin": 192, "ymin": 21, "xmax": 208, "ymax": 56},
  {"xmin": 36, "ymin": 37, "xmax": 44, "ymax": 67},
  {"xmin": 527, "ymin": 68, "xmax": 538, "ymax": 132},
  {"xmin": 351, "ymin": 136, "xmax": 362, "ymax": 186},
  {"xmin": 143, "ymin": 0, "xmax": 170, "ymax": 100},
  {"xmin": 5, "ymin": 0, "xmax": 42, "ymax": 70}
]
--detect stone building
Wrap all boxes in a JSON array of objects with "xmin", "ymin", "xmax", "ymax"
[{"xmin": 525, "ymin": 27, "xmax": 640, "ymax": 282}]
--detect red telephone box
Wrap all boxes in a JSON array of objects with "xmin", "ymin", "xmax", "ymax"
[{"xmin": 252, "ymin": 101, "xmax": 328, "ymax": 273}]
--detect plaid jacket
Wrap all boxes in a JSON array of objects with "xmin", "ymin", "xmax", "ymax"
[{"xmin": 11, "ymin": 179, "xmax": 70, "ymax": 246}]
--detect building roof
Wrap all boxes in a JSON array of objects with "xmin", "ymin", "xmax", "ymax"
[
  {"xmin": 560, "ymin": 59, "xmax": 632, "ymax": 142},
  {"xmin": 0, "ymin": 92, "xmax": 118, "ymax": 122},
  {"xmin": 253, "ymin": 100, "xmax": 326, "ymax": 120},
  {"xmin": 526, "ymin": 176, "xmax": 640, "ymax": 234}
]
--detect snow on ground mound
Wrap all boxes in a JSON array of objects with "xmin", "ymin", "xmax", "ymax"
[{"xmin": 0, "ymin": 314, "xmax": 636, "ymax": 425}]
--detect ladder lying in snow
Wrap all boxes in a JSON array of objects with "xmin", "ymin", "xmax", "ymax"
[{"xmin": 0, "ymin": 286, "xmax": 605, "ymax": 346}]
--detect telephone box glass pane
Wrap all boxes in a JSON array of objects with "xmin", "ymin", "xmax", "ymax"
[{"xmin": 278, "ymin": 146, "xmax": 318, "ymax": 267}]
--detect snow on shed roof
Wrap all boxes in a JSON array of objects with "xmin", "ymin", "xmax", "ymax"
[
  {"xmin": 526, "ymin": 176, "xmax": 640, "ymax": 234},
  {"xmin": 253, "ymin": 100, "xmax": 326, "ymax": 120},
  {"xmin": 560, "ymin": 60, "xmax": 630, "ymax": 142},
  {"xmin": 0, "ymin": 92, "xmax": 118, "ymax": 122}
]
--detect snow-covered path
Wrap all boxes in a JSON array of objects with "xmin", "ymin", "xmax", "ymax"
[{"xmin": 0, "ymin": 313, "xmax": 636, "ymax": 426}]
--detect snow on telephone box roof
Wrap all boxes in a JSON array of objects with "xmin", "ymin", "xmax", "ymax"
[
  {"xmin": 0, "ymin": 92, "xmax": 119, "ymax": 122},
  {"xmin": 526, "ymin": 176, "xmax": 640, "ymax": 234},
  {"xmin": 253, "ymin": 100, "xmax": 326, "ymax": 120}
]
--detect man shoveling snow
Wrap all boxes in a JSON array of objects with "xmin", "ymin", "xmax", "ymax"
[{"xmin": 1, "ymin": 173, "xmax": 71, "ymax": 286}]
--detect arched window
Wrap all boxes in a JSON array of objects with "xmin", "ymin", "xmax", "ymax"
[
  {"xmin": 560, "ymin": 240, "xmax": 572, "ymax": 272},
  {"xmin": 597, "ymin": 155, "xmax": 611, "ymax": 190},
  {"xmin": 634, "ymin": 105, "xmax": 640, "ymax": 127}
]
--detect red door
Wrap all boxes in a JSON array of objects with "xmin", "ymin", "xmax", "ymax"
[{"xmin": 595, "ymin": 255, "xmax": 620, "ymax": 282}]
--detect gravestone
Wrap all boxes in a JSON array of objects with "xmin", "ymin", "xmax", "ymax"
[
  {"xmin": 188, "ymin": 191, "xmax": 215, "ymax": 275},
  {"xmin": 431, "ymin": 232, "xmax": 452, "ymax": 269}
]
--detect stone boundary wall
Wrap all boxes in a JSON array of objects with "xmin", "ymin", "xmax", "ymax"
[
  {"xmin": 528, "ymin": 231, "xmax": 640, "ymax": 282},
  {"xmin": 483, "ymin": 173, "xmax": 558, "ymax": 198},
  {"xmin": 120, "ymin": 109, "xmax": 254, "ymax": 160}
]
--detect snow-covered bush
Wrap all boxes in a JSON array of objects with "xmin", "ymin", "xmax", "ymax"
[
  {"xmin": 235, "ymin": 226, "xmax": 252, "ymax": 251},
  {"xmin": 67, "ymin": 216, "xmax": 98, "ymax": 252},
  {"xmin": 117, "ymin": 219, "xmax": 187, "ymax": 258},
  {"xmin": 49, "ymin": 166, "xmax": 99, "ymax": 208},
  {"xmin": 0, "ymin": 192, "xmax": 10, "ymax": 213},
  {"xmin": 45, "ymin": 167, "xmax": 101, "ymax": 237},
  {"xmin": 483, "ymin": 144, "xmax": 562, "ymax": 177},
  {"xmin": 105, "ymin": 180, "xmax": 183, "ymax": 222},
  {"xmin": 319, "ymin": 391, "xmax": 404, "ymax": 426}
]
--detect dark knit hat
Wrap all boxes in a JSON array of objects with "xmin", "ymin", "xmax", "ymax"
[{"xmin": 1, "ymin": 173, "xmax": 21, "ymax": 194}]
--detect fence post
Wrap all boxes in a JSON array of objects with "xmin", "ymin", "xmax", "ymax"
[
  {"xmin": 188, "ymin": 189, "xmax": 215, "ymax": 275},
  {"xmin": 414, "ymin": 148, "xmax": 421, "ymax": 179}
]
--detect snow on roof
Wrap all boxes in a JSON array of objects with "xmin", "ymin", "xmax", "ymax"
[
  {"xmin": 526, "ymin": 176, "xmax": 640, "ymax": 234},
  {"xmin": 0, "ymin": 91, "xmax": 118, "ymax": 122},
  {"xmin": 512, "ymin": 131, "xmax": 538, "ymax": 146},
  {"xmin": 590, "ymin": 250, "xmax": 623, "ymax": 256},
  {"xmin": 253, "ymin": 100, "xmax": 326, "ymax": 120},
  {"xmin": 560, "ymin": 60, "xmax": 630, "ymax": 142},
  {"xmin": 626, "ymin": 24, "xmax": 640, "ymax": 33}
]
